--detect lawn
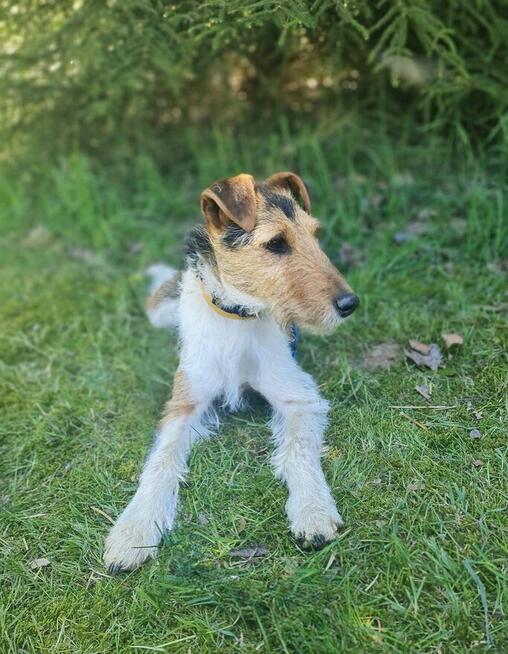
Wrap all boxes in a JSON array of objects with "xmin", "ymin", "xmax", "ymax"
[{"xmin": 1, "ymin": 127, "xmax": 507, "ymax": 653}]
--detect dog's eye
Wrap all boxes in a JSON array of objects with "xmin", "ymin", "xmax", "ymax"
[{"xmin": 265, "ymin": 236, "xmax": 290, "ymax": 254}]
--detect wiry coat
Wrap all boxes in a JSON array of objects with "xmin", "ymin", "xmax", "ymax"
[{"xmin": 104, "ymin": 172, "xmax": 358, "ymax": 572}]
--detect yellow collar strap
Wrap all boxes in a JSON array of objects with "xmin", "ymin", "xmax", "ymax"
[{"xmin": 199, "ymin": 280, "xmax": 256, "ymax": 320}]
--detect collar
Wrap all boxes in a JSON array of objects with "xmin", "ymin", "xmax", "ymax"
[
  {"xmin": 199, "ymin": 280, "xmax": 257, "ymax": 320},
  {"xmin": 198, "ymin": 278, "xmax": 299, "ymax": 358}
]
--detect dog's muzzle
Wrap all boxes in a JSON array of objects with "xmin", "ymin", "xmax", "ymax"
[{"xmin": 334, "ymin": 292, "xmax": 359, "ymax": 318}]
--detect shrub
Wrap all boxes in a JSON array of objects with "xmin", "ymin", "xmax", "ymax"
[{"xmin": 1, "ymin": 0, "xmax": 507, "ymax": 161}]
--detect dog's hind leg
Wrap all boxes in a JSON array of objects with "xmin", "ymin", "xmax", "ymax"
[
  {"xmin": 104, "ymin": 369, "xmax": 212, "ymax": 572},
  {"xmin": 145, "ymin": 264, "xmax": 182, "ymax": 328},
  {"xmin": 251, "ymin": 356, "xmax": 343, "ymax": 548}
]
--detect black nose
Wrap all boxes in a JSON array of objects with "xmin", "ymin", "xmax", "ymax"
[{"xmin": 335, "ymin": 292, "xmax": 359, "ymax": 317}]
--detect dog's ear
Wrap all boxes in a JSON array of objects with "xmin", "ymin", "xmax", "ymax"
[
  {"xmin": 200, "ymin": 174, "xmax": 257, "ymax": 232},
  {"xmin": 265, "ymin": 172, "xmax": 311, "ymax": 213}
]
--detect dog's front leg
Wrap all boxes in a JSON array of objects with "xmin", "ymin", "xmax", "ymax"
[
  {"xmin": 104, "ymin": 369, "xmax": 210, "ymax": 572},
  {"xmin": 253, "ymin": 361, "xmax": 343, "ymax": 548}
]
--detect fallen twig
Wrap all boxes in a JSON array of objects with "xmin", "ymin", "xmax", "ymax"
[
  {"xmin": 399, "ymin": 411, "xmax": 429, "ymax": 431},
  {"xmin": 389, "ymin": 404, "xmax": 457, "ymax": 410},
  {"xmin": 90, "ymin": 506, "xmax": 115, "ymax": 525}
]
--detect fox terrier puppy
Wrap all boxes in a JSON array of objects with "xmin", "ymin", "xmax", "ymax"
[{"xmin": 104, "ymin": 172, "xmax": 359, "ymax": 572}]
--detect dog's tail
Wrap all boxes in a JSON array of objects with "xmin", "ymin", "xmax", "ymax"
[{"xmin": 145, "ymin": 264, "xmax": 182, "ymax": 329}]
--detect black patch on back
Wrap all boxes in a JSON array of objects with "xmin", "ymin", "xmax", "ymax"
[
  {"xmin": 183, "ymin": 226, "xmax": 216, "ymax": 270},
  {"xmin": 261, "ymin": 188, "xmax": 295, "ymax": 219},
  {"xmin": 222, "ymin": 224, "xmax": 253, "ymax": 249}
]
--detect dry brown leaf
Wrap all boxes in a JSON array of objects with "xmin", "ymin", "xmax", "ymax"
[
  {"xmin": 22, "ymin": 225, "xmax": 51, "ymax": 248},
  {"xmin": 198, "ymin": 513, "xmax": 209, "ymax": 526},
  {"xmin": 466, "ymin": 400, "xmax": 483, "ymax": 421},
  {"xmin": 360, "ymin": 192, "xmax": 383, "ymax": 213},
  {"xmin": 444, "ymin": 262, "xmax": 455, "ymax": 274},
  {"xmin": 127, "ymin": 241, "xmax": 143, "ymax": 255},
  {"xmin": 394, "ymin": 221, "xmax": 429, "ymax": 244},
  {"xmin": 450, "ymin": 217, "xmax": 467, "ymax": 237},
  {"xmin": 392, "ymin": 171, "xmax": 414, "ymax": 187},
  {"xmin": 68, "ymin": 247, "xmax": 101, "ymax": 265},
  {"xmin": 393, "ymin": 230, "xmax": 416, "ymax": 244},
  {"xmin": 442, "ymin": 332, "xmax": 463, "ymax": 349},
  {"xmin": 416, "ymin": 208, "xmax": 436, "ymax": 221},
  {"xmin": 479, "ymin": 301, "xmax": 508, "ymax": 312},
  {"xmin": 228, "ymin": 545, "xmax": 268, "ymax": 559},
  {"xmin": 408, "ymin": 340, "xmax": 432, "ymax": 355},
  {"xmin": 361, "ymin": 343, "xmax": 400, "ymax": 370},
  {"xmin": 487, "ymin": 260, "xmax": 508, "ymax": 275},
  {"xmin": 414, "ymin": 384, "xmax": 432, "ymax": 401},
  {"xmin": 405, "ymin": 343, "xmax": 443, "ymax": 371},
  {"xmin": 283, "ymin": 556, "xmax": 299, "ymax": 576},
  {"xmin": 29, "ymin": 557, "xmax": 51, "ymax": 570},
  {"xmin": 334, "ymin": 176, "xmax": 348, "ymax": 192}
]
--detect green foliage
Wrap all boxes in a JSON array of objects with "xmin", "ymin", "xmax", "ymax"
[{"xmin": 1, "ymin": 0, "xmax": 508, "ymax": 161}]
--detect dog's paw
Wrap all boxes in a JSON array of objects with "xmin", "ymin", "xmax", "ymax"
[
  {"xmin": 287, "ymin": 497, "xmax": 344, "ymax": 549},
  {"xmin": 103, "ymin": 512, "xmax": 163, "ymax": 573}
]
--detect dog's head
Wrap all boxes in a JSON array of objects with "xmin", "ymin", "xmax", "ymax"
[{"xmin": 200, "ymin": 172, "xmax": 358, "ymax": 333}]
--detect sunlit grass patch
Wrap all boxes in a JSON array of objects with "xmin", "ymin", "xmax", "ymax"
[{"xmin": 0, "ymin": 130, "xmax": 506, "ymax": 653}]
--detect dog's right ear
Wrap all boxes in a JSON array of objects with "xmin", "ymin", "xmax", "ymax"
[{"xmin": 200, "ymin": 174, "xmax": 257, "ymax": 233}]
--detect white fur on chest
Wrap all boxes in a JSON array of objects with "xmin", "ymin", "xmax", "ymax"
[{"xmin": 178, "ymin": 270, "xmax": 290, "ymax": 409}]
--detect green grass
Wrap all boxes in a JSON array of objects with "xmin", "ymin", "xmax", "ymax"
[{"xmin": 0, "ymin": 128, "xmax": 507, "ymax": 653}]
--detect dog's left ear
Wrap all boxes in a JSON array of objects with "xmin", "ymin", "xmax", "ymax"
[
  {"xmin": 200, "ymin": 173, "xmax": 257, "ymax": 232},
  {"xmin": 265, "ymin": 172, "xmax": 311, "ymax": 213}
]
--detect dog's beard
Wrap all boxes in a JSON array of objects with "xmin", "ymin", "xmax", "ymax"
[
  {"xmin": 270, "ymin": 303, "xmax": 344, "ymax": 336},
  {"xmin": 298, "ymin": 316, "xmax": 345, "ymax": 335}
]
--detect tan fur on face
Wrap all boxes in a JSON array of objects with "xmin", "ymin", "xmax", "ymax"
[{"xmin": 209, "ymin": 188, "xmax": 352, "ymax": 333}]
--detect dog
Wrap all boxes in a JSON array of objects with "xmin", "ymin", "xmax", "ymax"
[{"xmin": 104, "ymin": 172, "xmax": 359, "ymax": 572}]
